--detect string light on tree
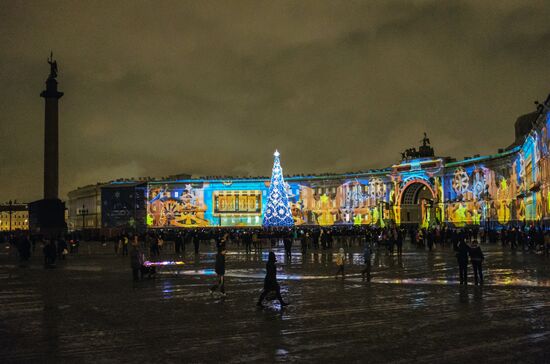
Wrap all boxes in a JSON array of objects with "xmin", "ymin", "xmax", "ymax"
[{"xmin": 263, "ymin": 150, "xmax": 294, "ymax": 227}]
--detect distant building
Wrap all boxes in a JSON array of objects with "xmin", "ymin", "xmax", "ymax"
[
  {"xmin": 67, "ymin": 176, "xmax": 170, "ymax": 233},
  {"xmin": 67, "ymin": 184, "xmax": 103, "ymax": 231},
  {"xmin": 101, "ymin": 181, "xmax": 147, "ymax": 235},
  {"xmin": 0, "ymin": 202, "xmax": 29, "ymax": 232}
]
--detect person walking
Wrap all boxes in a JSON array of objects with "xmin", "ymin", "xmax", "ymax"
[
  {"xmin": 469, "ymin": 240, "xmax": 484, "ymax": 285},
  {"xmin": 257, "ymin": 251, "xmax": 288, "ymax": 307},
  {"xmin": 209, "ymin": 244, "xmax": 227, "ymax": 297},
  {"xmin": 455, "ymin": 239, "xmax": 470, "ymax": 285},
  {"xmin": 334, "ymin": 247, "xmax": 346, "ymax": 279},
  {"xmin": 283, "ymin": 236, "xmax": 292, "ymax": 263},
  {"xmin": 362, "ymin": 242, "xmax": 372, "ymax": 282}
]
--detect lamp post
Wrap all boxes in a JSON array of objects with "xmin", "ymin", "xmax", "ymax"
[
  {"xmin": 79, "ymin": 204, "xmax": 88, "ymax": 230},
  {"xmin": 8, "ymin": 200, "xmax": 13, "ymax": 232}
]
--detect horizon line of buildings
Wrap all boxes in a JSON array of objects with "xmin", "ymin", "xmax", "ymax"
[
  {"xmin": 64, "ymin": 93, "xmax": 549, "ymax": 234},
  {"xmin": 4, "ymin": 94, "xmax": 549, "ymax": 233}
]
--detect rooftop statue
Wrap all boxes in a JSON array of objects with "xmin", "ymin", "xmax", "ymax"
[
  {"xmin": 47, "ymin": 51, "xmax": 58, "ymax": 79},
  {"xmin": 422, "ymin": 132, "xmax": 431, "ymax": 147}
]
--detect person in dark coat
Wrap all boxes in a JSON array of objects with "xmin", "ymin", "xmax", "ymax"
[
  {"xmin": 299, "ymin": 231, "xmax": 307, "ymax": 255},
  {"xmin": 362, "ymin": 242, "xmax": 372, "ymax": 282},
  {"xmin": 455, "ymin": 239, "xmax": 470, "ymax": 285},
  {"xmin": 257, "ymin": 252, "xmax": 288, "ymax": 307},
  {"xmin": 43, "ymin": 239, "xmax": 57, "ymax": 268},
  {"xmin": 243, "ymin": 232, "xmax": 253, "ymax": 254},
  {"xmin": 174, "ymin": 234, "xmax": 183, "ymax": 254},
  {"xmin": 149, "ymin": 235, "xmax": 160, "ymax": 257},
  {"xmin": 57, "ymin": 238, "xmax": 68, "ymax": 260},
  {"xmin": 17, "ymin": 235, "xmax": 32, "ymax": 262},
  {"xmin": 193, "ymin": 234, "xmax": 200, "ymax": 255},
  {"xmin": 469, "ymin": 240, "xmax": 484, "ymax": 285},
  {"xmin": 396, "ymin": 229, "xmax": 403, "ymax": 256},
  {"xmin": 283, "ymin": 236, "xmax": 292, "ymax": 263},
  {"xmin": 210, "ymin": 244, "xmax": 226, "ymax": 296},
  {"xmin": 130, "ymin": 241, "xmax": 143, "ymax": 281}
]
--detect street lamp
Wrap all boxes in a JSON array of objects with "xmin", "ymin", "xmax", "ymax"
[
  {"xmin": 79, "ymin": 204, "xmax": 88, "ymax": 230},
  {"xmin": 7, "ymin": 200, "xmax": 13, "ymax": 232}
]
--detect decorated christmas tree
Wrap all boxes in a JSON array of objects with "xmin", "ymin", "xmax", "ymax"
[{"xmin": 263, "ymin": 150, "xmax": 294, "ymax": 227}]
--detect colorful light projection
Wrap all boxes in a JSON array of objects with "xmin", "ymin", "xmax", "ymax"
[
  {"xmin": 442, "ymin": 123, "xmax": 548, "ymax": 227},
  {"xmin": 141, "ymin": 109, "xmax": 550, "ymax": 229},
  {"xmin": 444, "ymin": 164, "xmax": 497, "ymax": 227},
  {"xmin": 147, "ymin": 183, "xmax": 209, "ymax": 227},
  {"xmin": 146, "ymin": 181, "xmax": 268, "ymax": 228},
  {"xmin": 287, "ymin": 176, "xmax": 391, "ymax": 226}
]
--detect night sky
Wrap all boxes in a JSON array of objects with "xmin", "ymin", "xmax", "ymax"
[{"xmin": 1, "ymin": 1, "xmax": 549, "ymax": 203}]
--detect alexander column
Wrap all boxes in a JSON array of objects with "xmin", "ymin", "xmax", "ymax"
[
  {"xmin": 29, "ymin": 53, "xmax": 66, "ymax": 235},
  {"xmin": 41, "ymin": 52, "xmax": 63, "ymax": 199}
]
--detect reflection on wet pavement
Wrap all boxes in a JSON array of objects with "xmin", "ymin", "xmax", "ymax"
[
  {"xmin": 0, "ymin": 242, "xmax": 549, "ymax": 363},
  {"xmin": 170, "ymin": 268, "xmax": 550, "ymax": 288}
]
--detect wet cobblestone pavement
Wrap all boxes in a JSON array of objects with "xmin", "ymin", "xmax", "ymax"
[{"xmin": 1, "ymin": 241, "xmax": 549, "ymax": 363}]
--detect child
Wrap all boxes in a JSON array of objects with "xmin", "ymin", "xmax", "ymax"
[{"xmin": 335, "ymin": 248, "xmax": 346, "ymax": 279}]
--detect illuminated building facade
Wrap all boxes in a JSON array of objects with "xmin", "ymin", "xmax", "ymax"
[
  {"xmin": 0, "ymin": 202, "xmax": 29, "ymax": 232},
  {"xmin": 69, "ymin": 94, "xmax": 550, "ymax": 230}
]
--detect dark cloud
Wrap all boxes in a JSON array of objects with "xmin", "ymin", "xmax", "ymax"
[{"xmin": 0, "ymin": 0, "xmax": 549, "ymax": 202}]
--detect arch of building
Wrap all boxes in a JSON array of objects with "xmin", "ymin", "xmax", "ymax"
[{"xmin": 397, "ymin": 179, "xmax": 436, "ymax": 226}]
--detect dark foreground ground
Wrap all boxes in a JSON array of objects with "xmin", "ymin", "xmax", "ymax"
[{"xmin": 1, "ymin": 240, "xmax": 549, "ymax": 363}]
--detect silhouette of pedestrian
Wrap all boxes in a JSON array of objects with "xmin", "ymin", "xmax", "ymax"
[
  {"xmin": 469, "ymin": 240, "xmax": 484, "ymax": 285},
  {"xmin": 362, "ymin": 242, "xmax": 372, "ymax": 282},
  {"xmin": 210, "ymin": 244, "xmax": 226, "ymax": 297},
  {"xmin": 455, "ymin": 239, "xmax": 470, "ymax": 285},
  {"xmin": 43, "ymin": 239, "xmax": 57, "ymax": 268},
  {"xmin": 283, "ymin": 236, "xmax": 292, "ymax": 263},
  {"xmin": 257, "ymin": 252, "xmax": 288, "ymax": 307}
]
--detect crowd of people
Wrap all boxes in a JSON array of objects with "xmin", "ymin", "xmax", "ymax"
[
  {"xmin": 118, "ymin": 224, "xmax": 550, "ymax": 258},
  {"xmin": 120, "ymin": 224, "xmax": 550, "ymax": 306},
  {"xmin": 0, "ymin": 233, "xmax": 80, "ymax": 268},
  {"xmin": 2, "ymin": 223, "xmax": 550, "ymax": 307}
]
